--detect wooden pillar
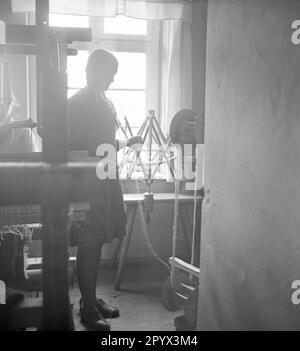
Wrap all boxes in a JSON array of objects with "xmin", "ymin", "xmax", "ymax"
[
  {"xmin": 36, "ymin": 0, "xmax": 49, "ymax": 138},
  {"xmin": 41, "ymin": 69, "xmax": 71, "ymax": 330},
  {"xmin": 36, "ymin": 0, "xmax": 72, "ymax": 330}
]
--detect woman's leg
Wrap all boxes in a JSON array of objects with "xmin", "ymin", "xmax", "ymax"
[{"xmin": 76, "ymin": 241, "xmax": 103, "ymax": 314}]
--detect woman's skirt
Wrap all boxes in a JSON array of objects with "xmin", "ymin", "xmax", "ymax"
[{"xmin": 70, "ymin": 179, "xmax": 127, "ymax": 247}]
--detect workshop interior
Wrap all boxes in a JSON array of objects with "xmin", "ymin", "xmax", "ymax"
[{"xmin": 0, "ymin": 0, "xmax": 300, "ymax": 331}]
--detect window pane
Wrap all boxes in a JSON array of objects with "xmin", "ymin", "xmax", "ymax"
[
  {"xmin": 111, "ymin": 52, "xmax": 146, "ymax": 90},
  {"xmin": 106, "ymin": 90, "xmax": 146, "ymax": 129},
  {"xmin": 67, "ymin": 51, "xmax": 89, "ymax": 88},
  {"xmin": 67, "ymin": 89, "xmax": 80, "ymax": 99},
  {"xmin": 49, "ymin": 13, "xmax": 89, "ymax": 28},
  {"xmin": 104, "ymin": 15, "xmax": 147, "ymax": 35}
]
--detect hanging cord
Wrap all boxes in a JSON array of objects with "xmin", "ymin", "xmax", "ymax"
[
  {"xmin": 135, "ymin": 179, "xmax": 170, "ymax": 273},
  {"xmin": 0, "ymin": 224, "xmax": 33, "ymax": 280},
  {"xmin": 134, "ymin": 149, "xmax": 200, "ymax": 285}
]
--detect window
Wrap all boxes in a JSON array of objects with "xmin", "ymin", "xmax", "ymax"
[
  {"xmin": 104, "ymin": 15, "xmax": 147, "ymax": 36},
  {"xmin": 49, "ymin": 14, "xmax": 159, "ymax": 134},
  {"xmin": 106, "ymin": 51, "xmax": 146, "ymax": 133},
  {"xmin": 49, "ymin": 13, "xmax": 89, "ymax": 28},
  {"xmin": 66, "ymin": 50, "xmax": 89, "ymax": 98}
]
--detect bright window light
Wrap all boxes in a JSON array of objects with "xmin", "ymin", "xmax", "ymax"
[
  {"xmin": 104, "ymin": 15, "xmax": 147, "ymax": 35},
  {"xmin": 110, "ymin": 52, "xmax": 146, "ymax": 90},
  {"xmin": 67, "ymin": 50, "xmax": 89, "ymax": 88},
  {"xmin": 49, "ymin": 13, "xmax": 89, "ymax": 28},
  {"xmin": 66, "ymin": 49, "xmax": 146, "ymax": 127},
  {"xmin": 67, "ymin": 89, "xmax": 80, "ymax": 99}
]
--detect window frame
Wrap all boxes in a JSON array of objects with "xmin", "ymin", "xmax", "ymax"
[
  {"xmin": 66, "ymin": 16, "xmax": 160, "ymax": 128},
  {"xmin": 27, "ymin": 13, "xmax": 161, "ymax": 160}
]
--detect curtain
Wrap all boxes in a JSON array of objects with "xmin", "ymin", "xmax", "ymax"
[
  {"xmin": 159, "ymin": 20, "xmax": 192, "ymax": 133},
  {"xmin": 12, "ymin": 0, "xmax": 192, "ymax": 22}
]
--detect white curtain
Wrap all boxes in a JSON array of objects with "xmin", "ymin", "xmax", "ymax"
[
  {"xmin": 159, "ymin": 20, "xmax": 192, "ymax": 133},
  {"xmin": 12, "ymin": 0, "xmax": 192, "ymax": 22}
]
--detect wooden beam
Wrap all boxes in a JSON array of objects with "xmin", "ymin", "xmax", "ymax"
[
  {"xmin": 5, "ymin": 25, "xmax": 91, "ymax": 45},
  {"xmin": 0, "ymin": 45, "xmax": 79, "ymax": 56},
  {"xmin": 36, "ymin": 0, "xmax": 49, "ymax": 27},
  {"xmin": 0, "ymin": 162, "xmax": 104, "ymax": 205},
  {"xmin": 169, "ymin": 257, "xmax": 200, "ymax": 277}
]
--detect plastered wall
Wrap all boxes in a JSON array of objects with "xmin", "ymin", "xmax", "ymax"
[{"xmin": 198, "ymin": 0, "xmax": 300, "ymax": 330}]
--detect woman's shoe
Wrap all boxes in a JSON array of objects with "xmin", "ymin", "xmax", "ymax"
[
  {"xmin": 80, "ymin": 308, "xmax": 111, "ymax": 331},
  {"xmin": 80, "ymin": 298, "xmax": 119, "ymax": 319},
  {"xmin": 96, "ymin": 298, "xmax": 120, "ymax": 319}
]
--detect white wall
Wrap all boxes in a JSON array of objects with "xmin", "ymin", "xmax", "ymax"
[{"xmin": 198, "ymin": 0, "xmax": 300, "ymax": 330}]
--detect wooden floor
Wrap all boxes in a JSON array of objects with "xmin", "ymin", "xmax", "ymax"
[{"xmin": 70, "ymin": 264, "xmax": 181, "ymax": 331}]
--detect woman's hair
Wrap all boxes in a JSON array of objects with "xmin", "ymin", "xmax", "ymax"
[{"xmin": 86, "ymin": 49, "xmax": 118, "ymax": 75}]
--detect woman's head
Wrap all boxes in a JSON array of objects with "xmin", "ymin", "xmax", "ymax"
[{"xmin": 86, "ymin": 49, "xmax": 118, "ymax": 92}]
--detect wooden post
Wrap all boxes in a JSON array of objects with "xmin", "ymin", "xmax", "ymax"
[
  {"xmin": 40, "ymin": 67, "xmax": 72, "ymax": 330},
  {"xmin": 36, "ymin": 0, "xmax": 49, "ymax": 138},
  {"xmin": 36, "ymin": 0, "xmax": 72, "ymax": 330}
]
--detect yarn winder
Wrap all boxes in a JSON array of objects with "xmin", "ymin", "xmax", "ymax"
[{"xmin": 119, "ymin": 109, "xmax": 175, "ymax": 222}]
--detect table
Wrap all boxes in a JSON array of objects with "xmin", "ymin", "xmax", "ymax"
[{"xmin": 112, "ymin": 193, "xmax": 202, "ymax": 290}]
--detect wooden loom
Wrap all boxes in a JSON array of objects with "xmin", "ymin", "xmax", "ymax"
[{"xmin": 0, "ymin": 0, "xmax": 94, "ymax": 330}]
